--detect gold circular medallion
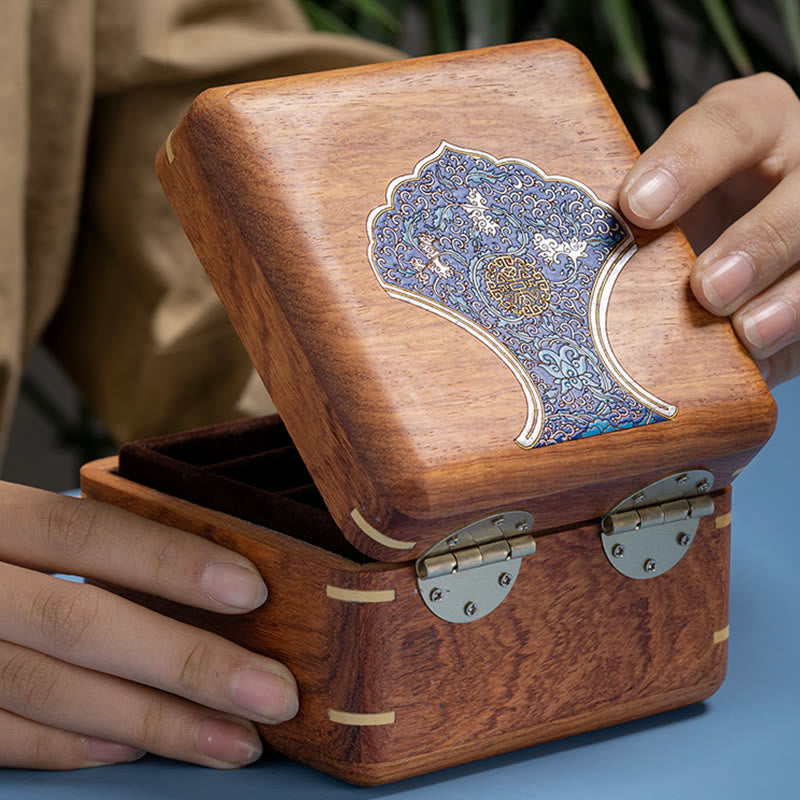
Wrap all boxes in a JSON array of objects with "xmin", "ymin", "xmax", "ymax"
[{"xmin": 485, "ymin": 255, "xmax": 551, "ymax": 317}]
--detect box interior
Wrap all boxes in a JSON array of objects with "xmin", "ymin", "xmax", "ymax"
[{"xmin": 118, "ymin": 416, "xmax": 370, "ymax": 562}]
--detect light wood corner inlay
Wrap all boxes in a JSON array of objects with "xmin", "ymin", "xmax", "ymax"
[
  {"xmin": 165, "ymin": 128, "xmax": 176, "ymax": 164},
  {"xmin": 328, "ymin": 709, "xmax": 396, "ymax": 726},
  {"xmin": 350, "ymin": 508, "xmax": 416, "ymax": 550},
  {"xmin": 713, "ymin": 625, "xmax": 730, "ymax": 644},
  {"xmin": 714, "ymin": 512, "xmax": 732, "ymax": 530},
  {"xmin": 325, "ymin": 585, "xmax": 395, "ymax": 603}
]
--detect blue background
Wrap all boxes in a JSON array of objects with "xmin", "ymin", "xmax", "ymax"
[{"xmin": 2, "ymin": 381, "xmax": 797, "ymax": 799}]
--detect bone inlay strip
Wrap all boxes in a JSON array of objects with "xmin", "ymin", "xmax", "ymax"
[
  {"xmin": 165, "ymin": 129, "xmax": 176, "ymax": 163},
  {"xmin": 350, "ymin": 508, "xmax": 416, "ymax": 550},
  {"xmin": 328, "ymin": 709, "xmax": 396, "ymax": 726},
  {"xmin": 713, "ymin": 625, "xmax": 730, "ymax": 644},
  {"xmin": 715, "ymin": 512, "xmax": 732, "ymax": 529},
  {"xmin": 326, "ymin": 585, "xmax": 396, "ymax": 603}
]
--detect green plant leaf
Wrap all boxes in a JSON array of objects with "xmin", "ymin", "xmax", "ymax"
[
  {"xmin": 428, "ymin": 0, "xmax": 463, "ymax": 52},
  {"xmin": 775, "ymin": 0, "xmax": 800, "ymax": 72},
  {"xmin": 299, "ymin": 0, "xmax": 357, "ymax": 34},
  {"xmin": 463, "ymin": 0, "xmax": 512, "ymax": 48},
  {"xmin": 345, "ymin": 0, "xmax": 402, "ymax": 33},
  {"xmin": 598, "ymin": 0, "xmax": 651, "ymax": 90},
  {"xmin": 700, "ymin": 0, "xmax": 753, "ymax": 74}
]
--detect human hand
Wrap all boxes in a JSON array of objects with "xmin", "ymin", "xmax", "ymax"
[
  {"xmin": 619, "ymin": 72, "xmax": 800, "ymax": 386},
  {"xmin": 0, "ymin": 481, "xmax": 297, "ymax": 769}
]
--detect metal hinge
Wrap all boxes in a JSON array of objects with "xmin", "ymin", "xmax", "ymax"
[
  {"xmin": 416, "ymin": 512, "xmax": 536, "ymax": 623},
  {"xmin": 601, "ymin": 470, "xmax": 715, "ymax": 579}
]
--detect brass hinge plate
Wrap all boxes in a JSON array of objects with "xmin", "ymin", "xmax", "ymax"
[
  {"xmin": 416, "ymin": 511, "xmax": 535, "ymax": 623},
  {"xmin": 601, "ymin": 470, "xmax": 715, "ymax": 579}
]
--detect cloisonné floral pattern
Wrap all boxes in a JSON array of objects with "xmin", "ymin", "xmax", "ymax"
[{"xmin": 367, "ymin": 143, "xmax": 676, "ymax": 448}]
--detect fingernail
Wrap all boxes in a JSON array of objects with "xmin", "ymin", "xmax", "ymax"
[
  {"xmin": 195, "ymin": 718, "xmax": 262, "ymax": 766},
  {"xmin": 86, "ymin": 737, "xmax": 146, "ymax": 765},
  {"xmin": 201, "ymin": 562, "xmax": 267, "ymax": 610},
  {"xmin": 741, "ymin": 299, "xmax": 796, "ymax": 350},
  {"xmin": 700, "ymin": 253, "xmax": 755, "ymax": 310},
  {"xmin": 232, "ymin": 668, "xmax": 299, "ymax": 723},
  {"xmin": 626, "ymin": 168, "xmax": 678, "ymax": 220}
]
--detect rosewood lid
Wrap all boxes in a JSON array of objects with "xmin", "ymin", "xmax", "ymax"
[{"xmin": 156, "ymin": 40, "xmax": 775, "ymax": 562}]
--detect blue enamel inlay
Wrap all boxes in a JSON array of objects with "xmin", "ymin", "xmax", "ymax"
[{"xmin": 367, "ymin": 143, "xmax": 674, "ymax": 448}]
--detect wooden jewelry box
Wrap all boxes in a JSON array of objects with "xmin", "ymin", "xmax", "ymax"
[{"xmin": 81, "ymin": 40, "xmax": 776, "ymax": 784}]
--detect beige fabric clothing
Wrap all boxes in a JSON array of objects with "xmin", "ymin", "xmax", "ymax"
[{"xmin": 1, "ymin": 0, "xmax": 399, "ymax": 452}]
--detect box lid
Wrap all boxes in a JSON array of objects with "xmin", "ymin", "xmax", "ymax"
[{"xmin": 156, "ymin": 39, "xmax": 775, "ymax": 562}]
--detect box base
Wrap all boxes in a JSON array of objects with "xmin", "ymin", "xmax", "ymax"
[{"xmin": 81, "ymin": 418, "xmax": 731, "ymax": 785}]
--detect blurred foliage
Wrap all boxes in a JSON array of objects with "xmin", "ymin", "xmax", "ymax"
[
  {"xmin": 21, "ymin": 373, "xmax": 116, "ymax": 478},
  {"xmin": 299, "ymin": 0, "xmax": 800, "ymax": 146}
]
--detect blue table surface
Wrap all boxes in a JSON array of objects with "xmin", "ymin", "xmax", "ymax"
[{"xmin": 2, "ymin": 383, "xmax": 798, "ymax": 800}]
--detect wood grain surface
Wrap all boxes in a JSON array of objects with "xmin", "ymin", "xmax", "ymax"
[
  {"xmin": 155, "ymin": 39, "xmax": 774, "ymax": 561},
  {"xmin": 82, "ymin": 458, "xmax": 731, "ymax": 785}
]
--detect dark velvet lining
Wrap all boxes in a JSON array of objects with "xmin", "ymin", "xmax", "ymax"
[{"xmin": 118, "ymin": 416, "xmax": 369, "ymax": 563}]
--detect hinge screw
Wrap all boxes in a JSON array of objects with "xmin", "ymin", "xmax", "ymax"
[
  {"xmin": 429, "ymin": 588, "xmax": 443, "ymax": 602},
  {"xmin": 612, "ymin": 544, "xmax": 625, "ymax": 558},
  {"xmin": 464, "ymin": 601, "xmax": 478, "ymax": 617},
  {"xmin": 696, "ymin": 479, "xmax": 710, "ymax": 492},
  {"xmin": 515, "ymin": 520, "xmax": 531, "ymax": 532},
  {"xmin": 446, "ymin": 535, "xmax": 459, "ymax": 548},
  {"xmin": 676, "ymin": 474, "xmax": 688, "ymax": 485},
  {"xmin": 498, "ymin": 572, "xmax": 513, "ymax": 587},
  {"xmin": 677, "ymin": 532, "xmax": 692, "ymax": 547},
  {"xmin": 644, "ymin": 559, "xmax": 657, "ymax": 573},
  {"xmin": 492, "ymin": 517, "xmax": 505, "ymax": 528},
  {"xmin": 633, "ymin": 493, "xmax": 646, "ymax": 505}
]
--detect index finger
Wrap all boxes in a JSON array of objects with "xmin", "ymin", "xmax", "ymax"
[
  {"xmin": 619, "ymin": 73, "xmax": 800, "ymax": 227},
  {"xmin": 0, "ymin": 562, "xmax": 298, "ymax": 728},
  {"xmin": 0, "ymin": 482, "xmax": 267, "ymax": 614}
]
